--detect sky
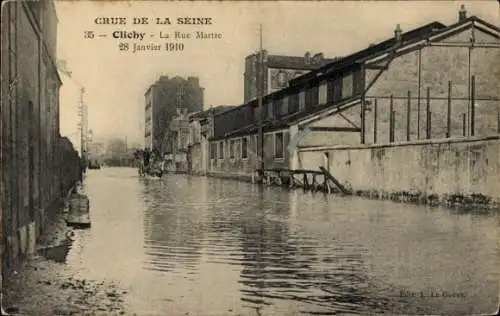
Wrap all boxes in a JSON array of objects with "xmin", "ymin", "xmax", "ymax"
[{"xmin": 55, "ymin": 0, "xmax": 498, "ymax": 148}]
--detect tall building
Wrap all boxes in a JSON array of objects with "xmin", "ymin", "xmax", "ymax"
[
  {"xmin": 144, "ymin": 76, "xmax": 204, "ymax": 150},
  {"xmin": 1, "ymin": 1, "xmax": 65, "ymax": 265},
  {"xmin": 243, "ymin": 51, "xmax": 336, "ymax": 102}
]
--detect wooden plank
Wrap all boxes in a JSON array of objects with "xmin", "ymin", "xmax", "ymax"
[
  {"xmin": 319, "ymin": 166, "xmax": 351, "ymax": 195},
  {"xmin": 299, "ymin": 126, "xmax": 361, "ymax": 132}
]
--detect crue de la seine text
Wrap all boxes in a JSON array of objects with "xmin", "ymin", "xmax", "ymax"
[{"xmin": 94, "ymin": 17, "xmax": 213, "ymax": 25}]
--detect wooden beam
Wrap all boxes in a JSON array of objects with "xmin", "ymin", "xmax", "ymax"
[
  {"xmin": 319, "ymin": 167, "xmax": 351, "ymax": 195},
  {"xmin": 338, "ymin": 113, "xmax": 360, "ymax": 129},
  {"xmin": 299, "ymin": 126, "xmax": 361, "ymax": 132},
  {"xmin": 365, "ymin": 64, "xmax": 388, "ymax": 70}
]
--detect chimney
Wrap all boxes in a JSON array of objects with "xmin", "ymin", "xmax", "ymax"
[
  {"xmin": 188, "ymin": 76, "xmax": 199, "ymax": 87},
  {"xmin": 459, "ymin": 4, "xmax": 467, "ymax": 21},
  {"xmin": 394, "ymin": 24, "xmax": 402, "ymax": 43}
]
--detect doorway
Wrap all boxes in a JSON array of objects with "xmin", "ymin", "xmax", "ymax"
[{"xmin": 323, "ymin": 152, "xmax": 330, "ymax": 173}]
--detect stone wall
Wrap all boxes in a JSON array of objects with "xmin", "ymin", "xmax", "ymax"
[{"xmin": 298, "ymin": 136, "xmax": 500, "ymax": 208}]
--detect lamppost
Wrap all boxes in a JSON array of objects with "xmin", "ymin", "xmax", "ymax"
[{"xmin": 57, "ymin": 60, "xmax": 88, "ymax": 160}]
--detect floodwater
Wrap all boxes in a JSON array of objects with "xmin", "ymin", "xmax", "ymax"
[{"xmin": 63, "ymin": 167, "xmax": 498, "ymax": 315}]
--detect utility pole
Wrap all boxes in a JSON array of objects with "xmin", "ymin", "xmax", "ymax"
[
  {"xmin": 78, "ymin": 87, "xmax": 86, "ymax": 159},
  {"xmin": 258, "ymin": 24, "xmax": 265, "ymax": 179}
]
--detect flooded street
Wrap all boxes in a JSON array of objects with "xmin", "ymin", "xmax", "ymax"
[{"xmin": 58, "ymin": 167, "xmax": 497, "ymax": 315}]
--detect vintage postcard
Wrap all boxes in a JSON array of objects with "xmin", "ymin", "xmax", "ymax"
[{"xmin": 1, "ymin": 0, "xmax": 499, "ymax": 315}]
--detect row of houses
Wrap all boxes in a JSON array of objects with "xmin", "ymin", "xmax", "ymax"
[{"xmin": 182, "ymin": 7, "xmax": 499, "ymax": 192}]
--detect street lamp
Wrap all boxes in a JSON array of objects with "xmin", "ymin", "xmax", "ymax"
[{"xmin": 57, "ymin": 60, "xmax": 88, "ymax": 160}]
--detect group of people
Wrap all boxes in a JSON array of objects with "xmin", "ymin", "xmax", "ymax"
[{"xmin": 135, "ymin": 148, "xmax": 166, "ymax": 177}]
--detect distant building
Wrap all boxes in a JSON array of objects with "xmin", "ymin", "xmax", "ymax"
[
  {"xmin": 186, "ymin": 105, "xmax": 237, "ymax": 175},
  {"xmin": 87, "ymin": 140, "xmax": 106, "ymax": 161},
  {"xmin": 244, "ymin": 51, "xmax": 337, "ymax": 102},
  {"xmin": 144, "ymin": 76, "xmax": 204, "ymax": 150},
  {"xmin": 162, "ymin": 108, "xmax": 191, "ymax": 172}
]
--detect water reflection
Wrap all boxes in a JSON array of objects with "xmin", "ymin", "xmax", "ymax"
[
  {"xmin": 66, "ymin": 168, "xmax": 498, "ymax": 315},
  {"xmin": 142, "ymin": 177, "xmax": 204, "ymax": 275}
]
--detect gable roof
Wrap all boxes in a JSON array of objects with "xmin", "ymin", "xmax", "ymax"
[{"xmin": 290, "ymin": 21, "xmax": 447, "ymax": 86}]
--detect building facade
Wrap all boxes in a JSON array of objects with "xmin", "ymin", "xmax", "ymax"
[
  {"xmin": 144, "ymin": 76, "xmax": 204, "ymax": 151},
  {"xmin": 205, "ymin": 8, "xmax": 499, "ymax": 189},
  {"xmin": 244, "ymin": 51, "xmax": 336, "ymax": 103},
  {"xmin": 162, "ymin": 108, "xmax": 191, "ymax": 172},
  {"xmin": 1, "ymin": 1, "xmax": 80, "ymax": 267},
  {"xmin": 186, "ymin": 105, "xmax": 236, "ymax": 175}
]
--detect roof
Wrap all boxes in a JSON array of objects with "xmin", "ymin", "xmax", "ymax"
[
  {"xmin": 189, "ymin": 105, "xmax": 237, "ymax": 122},
  {"xmin": 218, "ymin": 96, "xmax": 362, "ymax": 140},
  {"xmin": 212, "ymin": 15, "xmax": 499, "ymax": 140},
  {"xmin": 290, "ymin": 21, "xmax": 447, "ymax": 85},
  {"xmin": 267, "ymin": 55, "xmax": 337, "ymax": 70}
]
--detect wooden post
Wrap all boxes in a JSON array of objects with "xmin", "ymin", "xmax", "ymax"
[
  {"xmin": 360, "ymin": 66, "xmax": 366, "ymax": 144},
  {"xmin": 389, "ymin": 95, "xmax": 394, "ymax": 143},
  {"xmin": 446, "ymin": 81, "xmax": 452, "ymax": 138},
  {"xmin": 373, "ymin": 98, "xmax": 378, "ymax": 144},
  {"xmin": 497, "ymin": 112, "xmax": 500, "ymax": 134},
  {"xmin": 426, "ymin": 87, "xmax": 431, "ymax": 139},
  {"xmin": 258, "ymin": 25, "xmax": 265, "ymax": 180},
  {"xmin": 470, "ymin": 75, "xmax": 475, "ymax": 137},
  {"xmin": 463, "ymin": 113, "xmax": 467, "ymax": 137},
  {"xmin": 406, "ymin": 91, "xmax": 411, "ymax": 141},
  {"xmin": 428, "ymin": 112, "xmax": 432, "ymax": 138},
  {"xmin": 391, "ymin": 111, "xmax": 396, "ymax": 143}
]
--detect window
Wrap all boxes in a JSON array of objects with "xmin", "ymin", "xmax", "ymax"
[
  {"xmin": 275, "ymin": 132, "xmax": 284, "ymax": 159},
  {"xmin": 263, "ymin": 102, "xmax": 269, "ymax": 120},
  {"xmin": 334, "ymin": 77, "xmax": 342, "ymax": 102},
  {"xmin": 342, "ymin": 73, "xmax": 354, "ymax": 99},
  {"xmin": 274, "ymin": 97, "xmax": 283, "ymax": 118},
  {"xmin": 299, "ymin": 90, "xmax": 306, "ymax": 111},
  {"xmin": 242, "ymin": 137, "xmax": 248, "ymax": 159},
  {"xmin": 327, "ymin": 79, "xmax": 335, "ymax": 103},
  {"xmin": 229, "ymin": 139, "xmax": 235, "ymax": 159},
  {"xmin": 305, "ymin": 85, "xmax": 318, "ymax": 108},
  {"xmin": 267, "ymin": 100, "xmax": 274, "ymax": 119},
  {"xmin": 219, "ymin": 141, "xmax": 224, "ymax": 159},
  {"xmin": 319, "ymin": 82, "xmax": 327, "ymax": 105},
  {"xmin": 289, "ymin": 93, "xmax": 299, "ymax": 113}
]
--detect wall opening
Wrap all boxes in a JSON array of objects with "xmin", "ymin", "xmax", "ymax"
[{"xmin": 323, "ymin": 152, "xmax": 330, "ymax": 172}]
